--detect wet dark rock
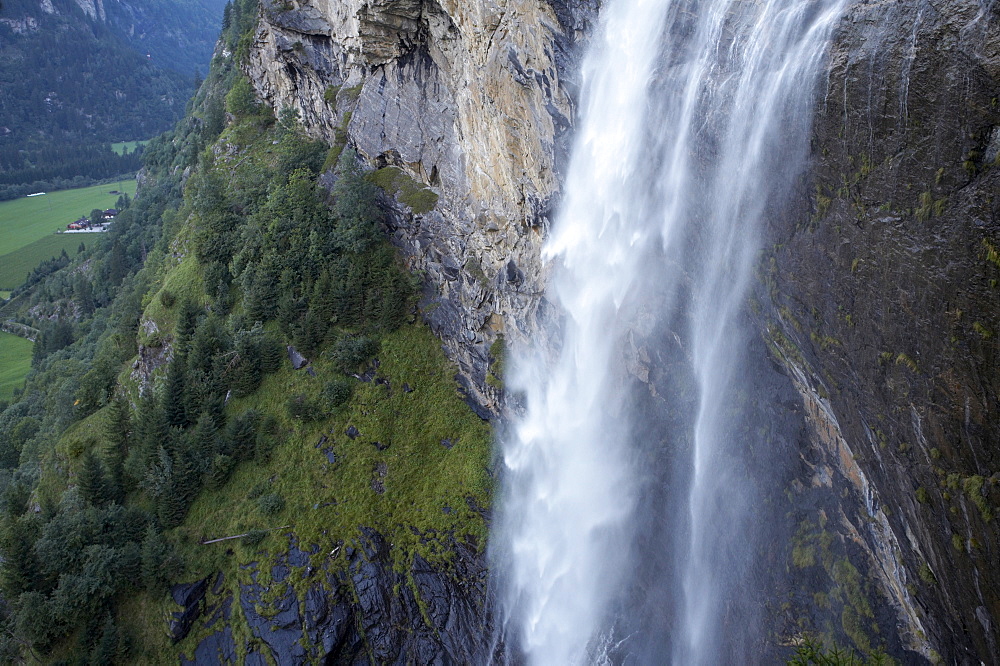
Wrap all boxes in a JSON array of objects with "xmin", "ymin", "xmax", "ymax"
[
  {"xmin": 322, "ymin": 447, "xmax": 336, "ymax": 463},
  {"xmin": 272, "ymin": 560, "xmax": 290, "ymax": 584},
  {"xmin": 352, "ymin": 358, "xmax": 380, "ymax": 382},
  {"xmin": 307, "ymin": 366, "xmax": 317, "ymax": 376},
  {"xmin": 179, "ymin": 529, "xmax": 498, "ymax": 661},
  {"xmin": 287, "ymin": 538, "xmax": 313, "ymax": 568},
  {"xmin": 403, "ymin": 382, "xmax": 414, "ymax": 393},
  {"xmin": 244, "ymin": 650, "xmax": 267, "ymax": 666},
  {"xmin": 169, "ymin": 577, "xmax": 209, "ymax": 643},
  {"xmin": 203, "ymin": 595, "xmax": 232, "ymax": 629},
  {"xmin": 756, "ymin": 3, "xmax": 1000, "ymax": 661},
  {"xmin": 372, "ymin": 440, "xmax": 389, "ymax": 451},
  {"xmin": 180, "ymin": 625, "xmax": 236, "ymax": 665},
  {"xmin": 456, "ymin": 374, "xmax": 492, "ymax": 421},
  {"xmin": 240, "ymin": 569, "xmax": 306, "ymax": 663},
  {"xmin": 315, "ymin": 435, "xmax": 328, "ymax": 449},
  {"xmin": 211, "ymin": 571, "xmax": 225, "ymax": 595},
  {"xmin": 440, "ymin": 438, "xmax": 454, "ymax": 449},
  {"xmin": 505, "ymin": 259, "xmax": 523, "ymax": 285},
  {"xmin": 345, "ymin": 425, "xmax": 360, "ymax": 439},
  {"xmin": 287, "ymin": 345, "xmax": 308, "ymax": 369}
]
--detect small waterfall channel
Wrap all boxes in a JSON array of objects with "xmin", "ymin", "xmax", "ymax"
[{"xmin": 493, "ymin": 0, "xmax": 848, "ymax": 663}]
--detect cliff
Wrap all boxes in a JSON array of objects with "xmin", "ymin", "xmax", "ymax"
[
  {"xmin": 766, "ymin": 1, "xmax": 1000, "ymax": 661},
  {"xmin": 244, "ymin": 0, "xmax": 600, "ymax": 414},
  {"xmin": 240, "ymin": 0, "xmax": 999, "ymax": 661}
]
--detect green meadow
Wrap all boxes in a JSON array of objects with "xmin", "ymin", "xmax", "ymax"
[
  {"xmin": 0, "ymin": 235, "xmax": 89, "ymax": 291},
  {"xmin": 0, "ymin": 181, "xmax": 137, "ymax": 289},
  {"xmin": 111, "ymin": 140, "xmax": 150, "ymax": 155},
  {"xmin": 0, "ymin": 331, "xmax": 32, "ymax": 401}
]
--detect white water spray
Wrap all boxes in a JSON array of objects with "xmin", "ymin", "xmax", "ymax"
[{"xmin": 494, "ymin": 0, "xmax": 847, "ymax": 663}]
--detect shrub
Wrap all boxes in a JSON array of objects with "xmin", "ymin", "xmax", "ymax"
[
  {"xmin": 322, "ymin": 378, "xmax": 354, "ymax": 411},
  {"xmin": 330, "ymin": 336, "xmax": 378, "ymax": 373},
  {"xmin": 242, "ymin": 529, "xmax": 266, "ymax": 548},
  {"xmin": 225, "ymin": 76, "xmax": 261, "ymax": 118},
  {"xmin": 257, "ymin": 493, "xmax": 284, "ymax": 516},
  {"xmin": 286, "ymin": 394, "xmax": 323, "ymax": 422},
  {"xmin": 206, "ymin": 454, "xmax": 234, "ymax": 490}
]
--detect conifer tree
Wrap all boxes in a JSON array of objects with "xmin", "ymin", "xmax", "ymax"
[
  {"xmin": 140, "ymin": 526, "xmax": 180, "ymax": 591},
  {"xmin": 175, "ymin": 298, "xmax": 200, "ymax": 354},
  {"xmin": 190, "ymin": 413, "xmax": 218, "ymax": 469},
  {"xmin": 0, "ymin": 516, "xmax": 40, "ymax": 598},
  {"xmin": 78, "ymin": 451, "xmax": 110, "ymax": 507},
  {"xmin": 162, "ymin": 358, "xmax": 188, "ymax": 428}
]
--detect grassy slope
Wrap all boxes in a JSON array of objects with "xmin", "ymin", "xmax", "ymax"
[
  {"xmin": 101, "ymin": 116, "xmax": 493, "ymax": 661},
  {"xmin": 0, "ymin": 180, "xmax": 137, "ymax": 254},
  {"xmin": 0, "ymin": 331, "xmax": 32, "ymax": 401},
  {"xmin": 116, "ymin": 320, "xmax": 493, "ymax": 663}
]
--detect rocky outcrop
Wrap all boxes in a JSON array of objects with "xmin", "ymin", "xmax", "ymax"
[
  {"xmin": 181, "ymin": 531, "xmax": 496, "ymax": 664},
  {"xmin": 246, "ymin": 0, "xmax": 599, "ymax": 413},
  {"xmin": 763, "ymin": 1, "xmax": 1000, "ymax": 661}
]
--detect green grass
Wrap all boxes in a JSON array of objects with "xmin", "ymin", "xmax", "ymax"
[
  {"xmin": 367, "ymin": 166, "xmax": 439, "ymax": 214},
  {"xmin": 0, "ymin": 234, "xmax": 88, "ymax": 290},
  {"xmin": 0, "ymin": 331, "xmax": 33, "ymax": 401},
  {"xmin": 137, "ymin": 322, "xmax": 494, "ymax": 661},
  {"xmin": 175, "ymin": 323, "xmax": 491, "ymax": 571},
  {"xmin": 0, "ymin": 180, "xmax": 137, "ymax": 253},
  {"xmin": 110, "ymin": 140, "xmax": 149, "ymax": 155}
]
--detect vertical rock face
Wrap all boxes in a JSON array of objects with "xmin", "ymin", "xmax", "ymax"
[
  {"xmin": 246, "ymin": 0, "xmax": 600, "ymax": 412},
  {"xmin": 766, "ymin": 0, "xmax": 1000, "ymax": 661}
]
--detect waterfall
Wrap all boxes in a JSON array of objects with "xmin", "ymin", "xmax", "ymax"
[{"xmin": 493, "ymin": 0, "xmax": 847, "ymax": 663}]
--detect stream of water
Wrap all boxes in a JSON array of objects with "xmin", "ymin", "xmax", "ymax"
[{"xmin": 494, "ymin": 0, "xmax": 848, "ymax": 662}]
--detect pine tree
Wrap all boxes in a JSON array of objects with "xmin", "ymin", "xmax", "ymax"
[
  {"xmin": 174, "ymin": 298, "xmax": 200, "ymax": 353},
  {"xmin": 78, "ymin": 450, "xmax": 110, "ymax": 507},
  {"xmin": 0, "ymin": 515, "xmax": 40, "ymax": 598},
  {"xmin": 140, "ymin": 526, "xmax": 180, "ymax": 591},
  {"xmin": 128, "ymin": 393, "xmax": 167, "ymax": 484},
  {"xmin": 162, "ymin": 358, "xmax": 188, "ymax": 428},
  {"xmin": 104, "ymin": 394, "xmax": 131, "ymax": 452},
  {"xmin": 89, "ymin": 615, "xmax": 122, "ymax": 665},
  {"xmin": 190, "ymin": 413, "xmax": 218, "ymax": 470}
]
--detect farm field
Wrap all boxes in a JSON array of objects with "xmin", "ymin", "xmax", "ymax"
[
  {"xmin": 111, "ymin": 140, "xmax": 150, "ymax": 155},
  {"xmin": 0, "ymin": 180, "xmax": 136, "ymax": 254},
  {"xmin": 0, "ymin": 180, "xmax": 136, "ymax": 289},
  {"xmin": 0, "ymin": 331, "xmax": 32, "ymax": 401},
  {"xmin": 0, "ymin": 235, "xmax": 88, "ymax": 291}
]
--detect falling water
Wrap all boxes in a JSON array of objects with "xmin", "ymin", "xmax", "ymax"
[{"xmin": 494, "ymin": 0, "xmax": 847, "ymax": 663}]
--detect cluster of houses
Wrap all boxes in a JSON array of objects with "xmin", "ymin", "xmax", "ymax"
[{"xmin": 66, "ymin": 209, "xmax": 118, "ymax": 232}]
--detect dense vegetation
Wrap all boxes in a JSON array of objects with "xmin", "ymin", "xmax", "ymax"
[
  {"xmin": 0, "ymin": 0, "xmax": 491, "ymax": 661},
  {"xmin": 0, "ymin": 0, "xmax": 226, "ymax": 199}
]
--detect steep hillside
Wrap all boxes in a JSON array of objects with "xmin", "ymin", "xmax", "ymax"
[{"xmin": 0, "ymin": 0, "xmax": 495, "ymax": 662}]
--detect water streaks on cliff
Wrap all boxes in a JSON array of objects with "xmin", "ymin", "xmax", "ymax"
[{"xmin": 494, "ymin": 0, "xmax": 847, "ymax": 662}]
